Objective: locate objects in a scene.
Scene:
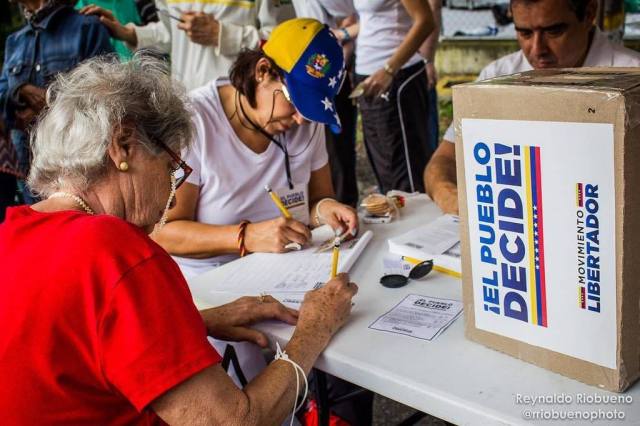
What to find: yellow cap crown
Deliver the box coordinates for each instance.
[263,18,325,73]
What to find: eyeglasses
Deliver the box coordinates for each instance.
[379,259,433,288]
[280,84,292,103]
[157,142,192,189]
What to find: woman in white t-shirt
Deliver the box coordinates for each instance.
[336,0,435,195]
[155,19,358,280]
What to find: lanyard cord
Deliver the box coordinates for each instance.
[236,90,294,190]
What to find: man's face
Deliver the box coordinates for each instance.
[512,0,596,69]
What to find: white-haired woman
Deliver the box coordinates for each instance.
[0,54,357,425]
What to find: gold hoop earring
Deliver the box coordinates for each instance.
[118,161,129,172]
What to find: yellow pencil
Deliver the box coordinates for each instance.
[264,185,292,219]
[330,237,340,279]
[401,256,462,279]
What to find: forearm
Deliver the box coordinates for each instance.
[419,0,441,62]
[387,17,433,72]
[153,220,239,258]
[241,326,330,425]
[425,149,457,200]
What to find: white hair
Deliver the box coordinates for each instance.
[28,53,194,197]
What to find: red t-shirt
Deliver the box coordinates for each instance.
[0,206,222,425]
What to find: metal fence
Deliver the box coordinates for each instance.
[441,1,640,40]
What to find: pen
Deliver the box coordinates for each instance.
[330,237,340,279]
[401,256,462,279]
[158,9,185,23]
[264,185,292,219]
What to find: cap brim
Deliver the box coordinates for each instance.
[285,75,342,134]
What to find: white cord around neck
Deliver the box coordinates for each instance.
[274,342,308,426]
[48,192,95,215]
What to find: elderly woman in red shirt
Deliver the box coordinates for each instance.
[0,54,357,425]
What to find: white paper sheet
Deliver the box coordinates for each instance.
[388,215,460,257]
[369,295,463,341]
[210,230,373,295]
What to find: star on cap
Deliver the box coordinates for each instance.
[337,67,344,80]
[333,112,341,125]
[328,76,338,88]
[321,97,333,111]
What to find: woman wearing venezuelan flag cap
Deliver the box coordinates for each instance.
[154,18,358,281]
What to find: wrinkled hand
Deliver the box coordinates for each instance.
[14,107,37,131]
[178,12,219,46]
[297,273,358,339]
[362,68,393,99]
[426,62,438,90]
[317,199,358,237]
[245,217,312,253]
[434,184,459,215]
[18,84,46,112]
[200,296,298,347]
[79,4,137,45]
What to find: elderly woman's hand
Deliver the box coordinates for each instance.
[245,217,312,253]
[200,296,299,347]
[297,273,358,339]
[317,199,359,237]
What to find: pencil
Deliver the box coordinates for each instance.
[330,237,340,279]
[264,185,292,219]
[158,9,185,23]
[401,256,462,279]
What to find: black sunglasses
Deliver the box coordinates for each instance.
[380,260,434,288]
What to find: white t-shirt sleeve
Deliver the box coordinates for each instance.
[130,0,171,53]
[309,123,329,171]
[219,0,295,56]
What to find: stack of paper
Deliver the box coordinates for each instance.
[207,227,373,307]
[388,215,462,277]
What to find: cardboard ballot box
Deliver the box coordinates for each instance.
[454,68,640,392]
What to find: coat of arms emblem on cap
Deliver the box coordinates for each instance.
[306,53,331,79]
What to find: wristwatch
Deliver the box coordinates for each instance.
[339,27,351,43]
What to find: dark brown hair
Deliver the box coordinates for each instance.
[229,48,284,108]
[511,0,592,21]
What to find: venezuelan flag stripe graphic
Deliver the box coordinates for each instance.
[530,146,548,327]
[524,147,538,325]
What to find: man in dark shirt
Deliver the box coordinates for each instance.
[0,0,113,203]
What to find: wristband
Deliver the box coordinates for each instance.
[383,62,396,76]
[339,27,351,43]
[314,198,333,226]
[274,342,308,426]
[237,220,251,257]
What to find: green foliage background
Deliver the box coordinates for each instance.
[0,2,25,64]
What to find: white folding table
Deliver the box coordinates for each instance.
[188,195,640,425]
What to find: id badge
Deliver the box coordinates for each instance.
[274,183,309,224]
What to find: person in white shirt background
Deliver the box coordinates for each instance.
[82,0,295,90]
[350,0,435,195]
[293,0,360,208]
[424,0,640,216]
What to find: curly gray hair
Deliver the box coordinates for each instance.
[28,53,194,197]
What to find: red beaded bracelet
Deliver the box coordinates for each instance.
[237,220,251,257]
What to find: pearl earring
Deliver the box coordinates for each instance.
[119,161,129,172]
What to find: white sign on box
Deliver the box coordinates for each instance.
[462,119,616,369]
